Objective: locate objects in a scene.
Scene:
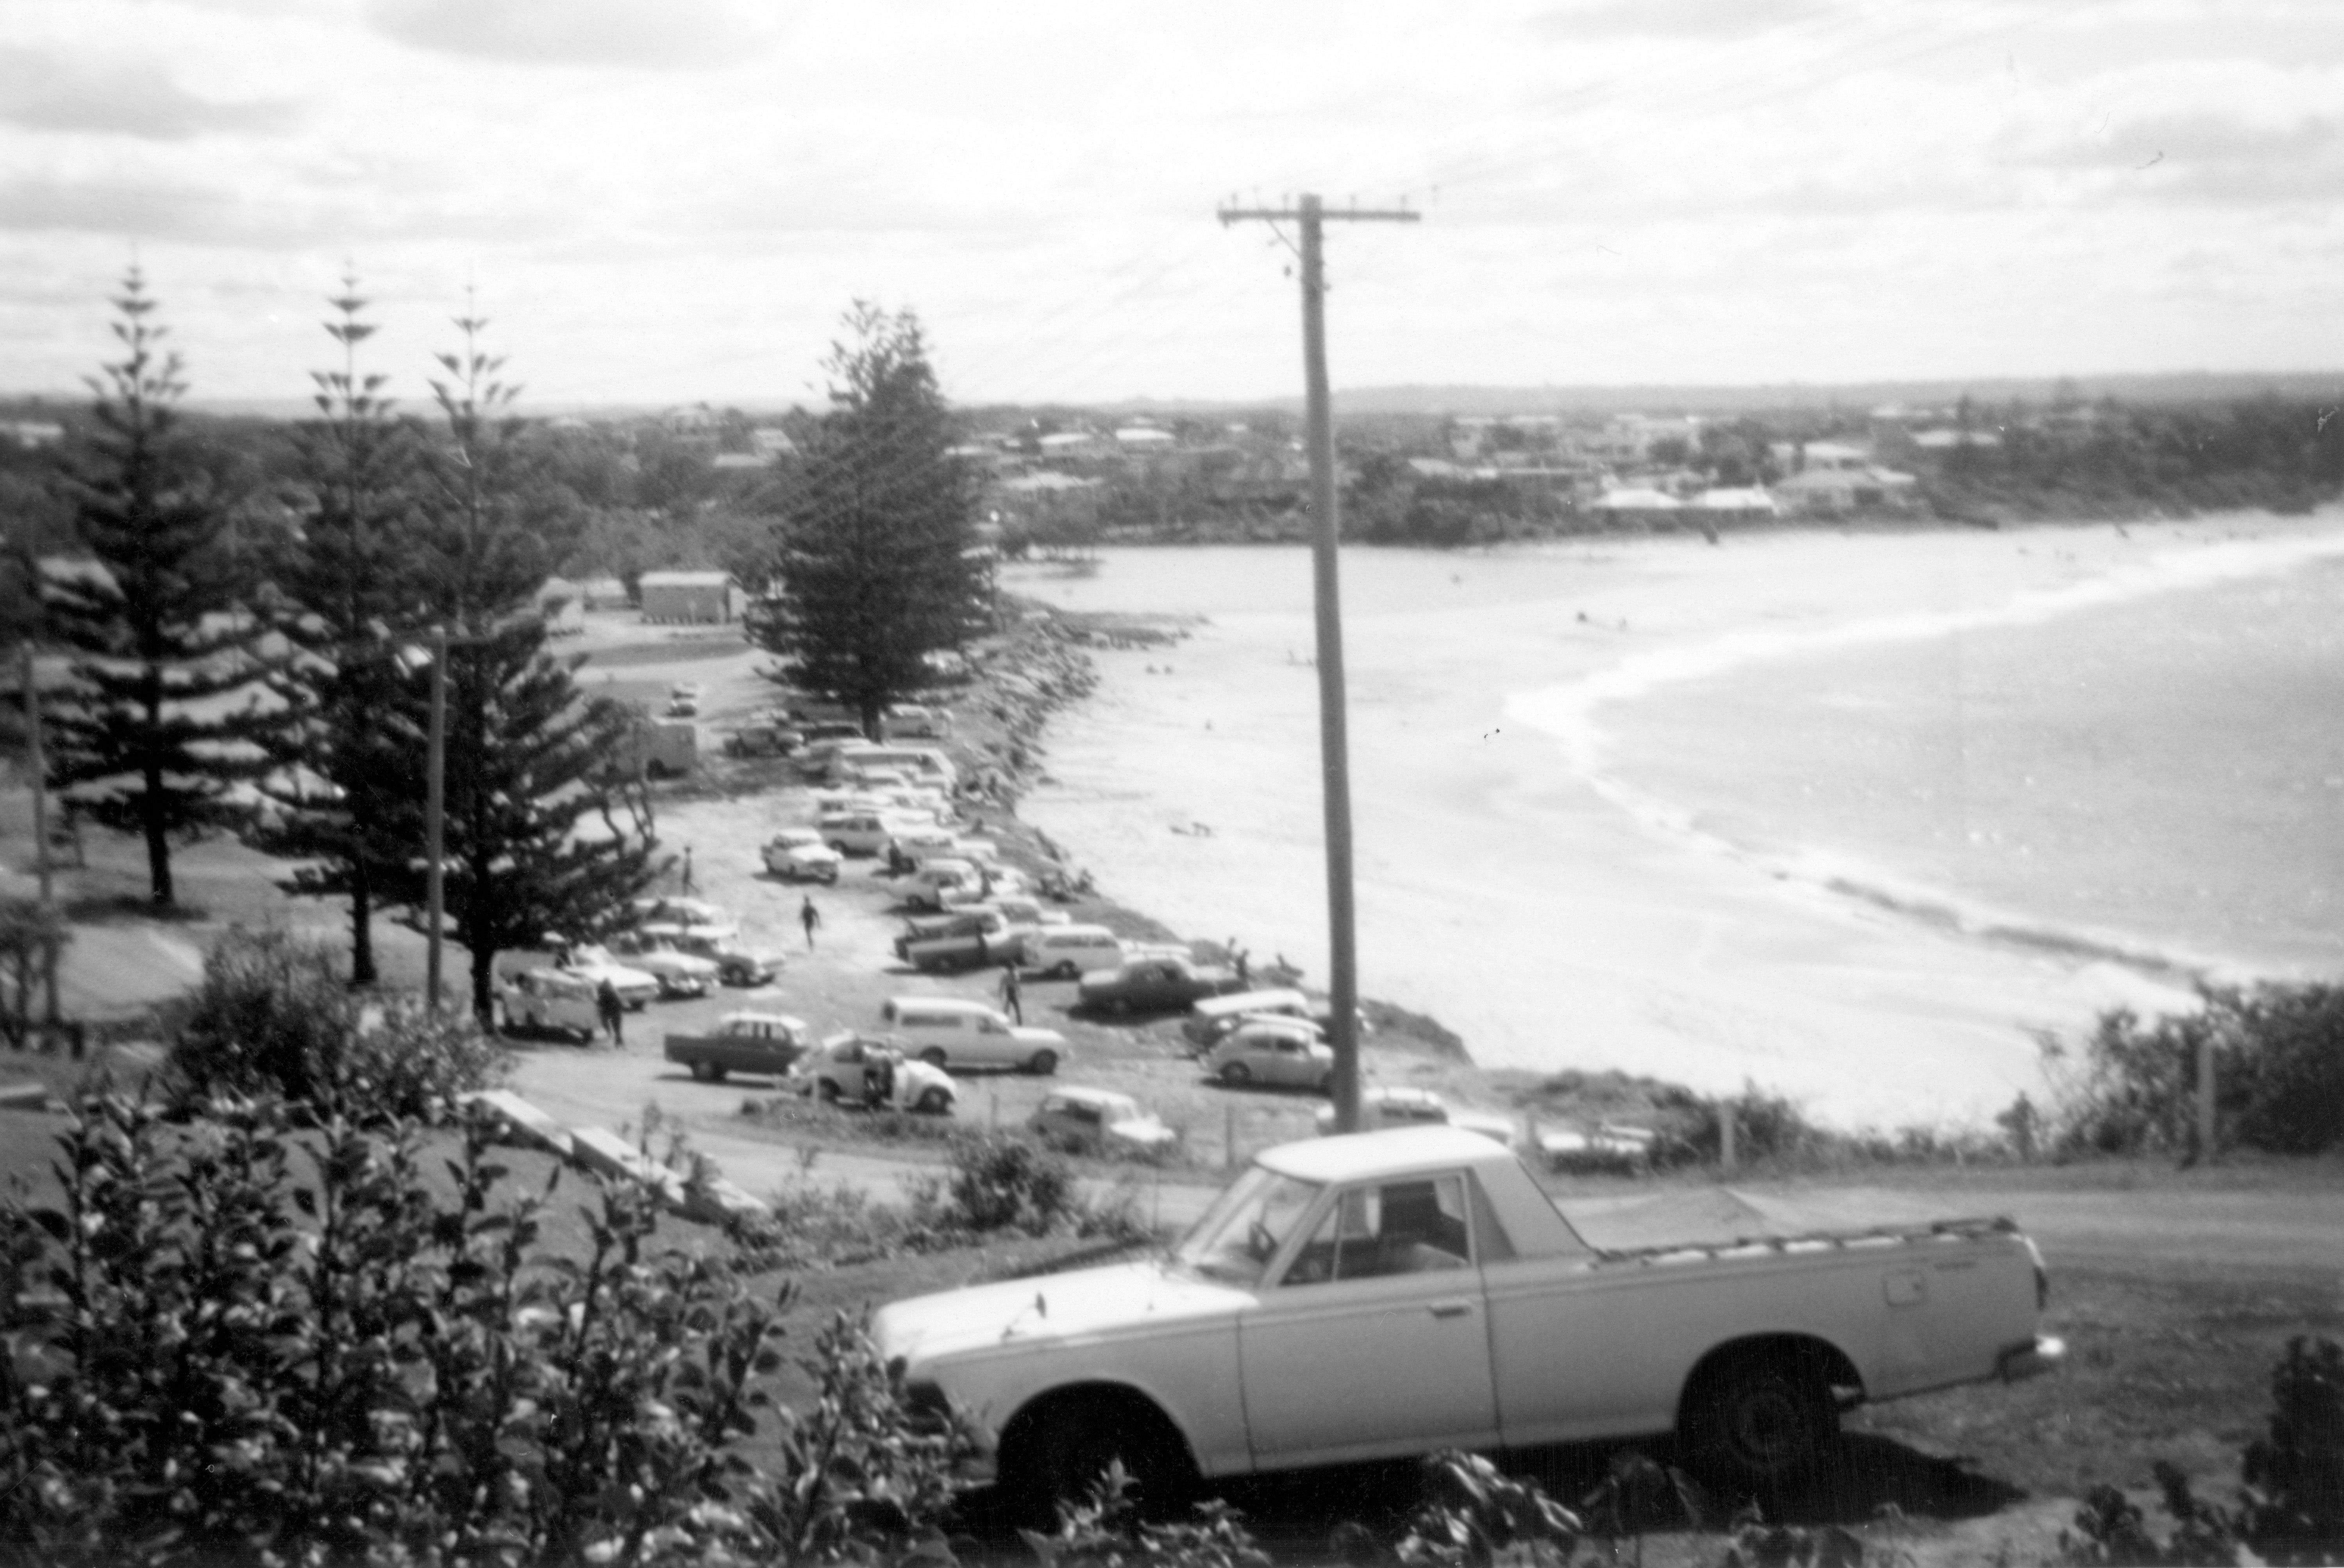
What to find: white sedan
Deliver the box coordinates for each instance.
[551,946,660,1009]
[601,933,721,999]
[761,829,843,884]
[1205,1021,1334,1093]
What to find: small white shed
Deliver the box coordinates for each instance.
[639,570,732,624]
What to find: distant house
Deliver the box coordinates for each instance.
[1592,486,1685,526]
[1113,426,1176,450]
[1038,430,1104,462]
[4,420,64,449]
[1774,466,1921,516]
[1796,440,1873,472]
[638,570,732,624]
[1910,428,2002,451]
[749,427,799,460]
[711,452,769,471]
[1692,486,1781,522]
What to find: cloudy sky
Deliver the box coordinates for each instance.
[2,0,2339,409]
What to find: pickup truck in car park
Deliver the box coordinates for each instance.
[895,906,1023,972]
[872,1126,2063,1519]
[663,1012,817,1082]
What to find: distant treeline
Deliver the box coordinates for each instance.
[1924,396,2344,522]
[1059,395,2344,549]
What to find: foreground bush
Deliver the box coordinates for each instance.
[2058,1335,2344,1566]
[0,1087,968,1567]
[2051,983,2344,1158]
[170,924,507,1123]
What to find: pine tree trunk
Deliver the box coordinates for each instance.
[349,868,376,988]
[143,762,173,908]
[469,943,495,1027]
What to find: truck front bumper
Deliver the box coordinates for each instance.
[1997,1335,2067,1382]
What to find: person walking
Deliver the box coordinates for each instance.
[997,961,1023,1025]
[800,895,821,949]
[680,845,695,894]
[595,977,624,1046]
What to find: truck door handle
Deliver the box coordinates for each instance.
[1429,1301,1474,1319]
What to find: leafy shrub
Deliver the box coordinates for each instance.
[937,1132,1076,1235]
[2056,1463,2241,1566]
[1397,1450,1583,1566]
[2049,985,2344,1158]
[1023,1461,1271,1568]
[168,925,507,1123]
[2240,1336,2344,1562]
[0,1085,962,1567]
[169,922,350,1104]
[2055,1336,2344,1566]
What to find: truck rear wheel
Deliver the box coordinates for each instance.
[919,1047,948,1068]
[1026,1049,1058,1076]
[916,1086,952,1114]
[1683,1350,1838,1494]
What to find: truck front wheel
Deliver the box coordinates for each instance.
[999,1391,1196,1527]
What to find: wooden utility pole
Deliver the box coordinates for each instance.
[425,624,447,1014]
[19,642,57,1027]
[1218,193,1418,1132]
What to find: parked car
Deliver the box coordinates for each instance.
[640,924,783,987]
[1078,955,1244,1016]
[663,695,699,718]
[550,946,660,1010]
[493,968,600,1040]
[795,1032,958,1114]
[1205,1020,1335,1093]
[1315,1086,1519,1145]
[819,809,928,857]
[627,897,740,942]
[902,858,988,911]
[1182,988,1315,1048]
[724,723,800,758]
[871,1126,2064,1519]
[1017,924,1128,979]
[598,934,720,999]
[877,996,1064,1075]
[663,1012,816,1082]
[881,704,952,739]
[762,828,843,884]
[894,907,1021,973]
[1029,1087,1178,1158]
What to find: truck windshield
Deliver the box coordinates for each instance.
[1168,1166,1323,1287]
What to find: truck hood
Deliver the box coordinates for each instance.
[872,1259,1247,1370]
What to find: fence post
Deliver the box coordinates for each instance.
[2196,1035,2217,1165]
[1224,1102,1236,1172]
[1719,1100,1738,1173]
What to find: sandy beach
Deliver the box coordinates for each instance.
[1010,511,2344,1132]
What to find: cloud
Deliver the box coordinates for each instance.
[2005,109,2344,205]
[364,0,768,69]
[0,46,297,139]
[1529,0,1831,41]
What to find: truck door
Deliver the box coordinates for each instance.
[1238,1174,1497,1468]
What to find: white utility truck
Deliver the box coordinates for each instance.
[872,1125,2063,1519]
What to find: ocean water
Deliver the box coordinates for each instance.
[1010,521,2344,1121]
[1579,550,2344,980]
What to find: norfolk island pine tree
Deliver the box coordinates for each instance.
[747,302,992,739]
[41,269,272,909]
[383,306,654,1019]
[250,277,427,985]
